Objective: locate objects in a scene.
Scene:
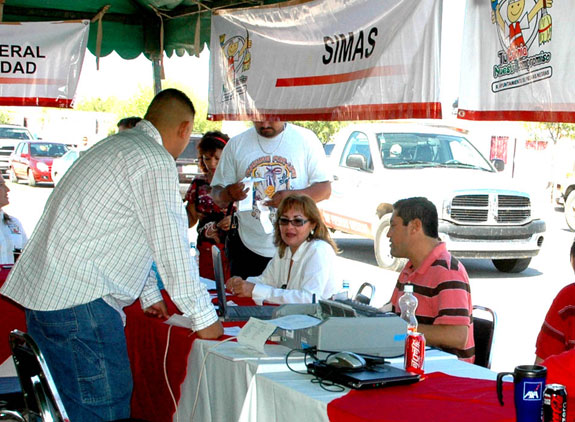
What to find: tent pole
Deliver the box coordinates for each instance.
[152,58,163,95]
[0,0,5,21]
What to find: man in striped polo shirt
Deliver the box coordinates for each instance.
[388,197,475,362]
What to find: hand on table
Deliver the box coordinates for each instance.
[144,300,169,319]
[196,320,224,339]
[226,276,255,297]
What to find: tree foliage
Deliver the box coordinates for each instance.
[0,109,14,124]
[292,120,349,144]
[527,122,575,143]
[75,79,222,135]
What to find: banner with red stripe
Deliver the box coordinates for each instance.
[208,0,442,121]
[0,21,89,108]
[458,0,575,123]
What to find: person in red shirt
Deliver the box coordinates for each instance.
[387,197,475,362]
[535,239,575,363]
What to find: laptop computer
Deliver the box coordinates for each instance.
[211,246,277,322]
[306,360,420,390]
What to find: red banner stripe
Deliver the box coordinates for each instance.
[275,65,406,87]
[457,108,575,123]
[0,97,73,108]
[208,102,442,121]
[0,77,67,85]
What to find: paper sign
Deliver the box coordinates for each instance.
[0,21,89,108]
[209,0,441,121]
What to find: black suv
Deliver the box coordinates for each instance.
[177,134,202,184]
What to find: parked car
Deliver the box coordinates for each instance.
[177,134,202,184]
[318,122,546,273]
[0,125,35,175]
[51,149,85,186]
[9,141,68,186]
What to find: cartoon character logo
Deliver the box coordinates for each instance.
[492,0,553,60]
[219,30,252,101]
[490,0,555,93]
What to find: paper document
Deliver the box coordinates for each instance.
[237,177,264,212]
[164,314,193,329]
[237,318,277,354]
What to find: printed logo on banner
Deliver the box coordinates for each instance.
[219,30,252,102]
[490,0,554,93]
[523,381,543,400]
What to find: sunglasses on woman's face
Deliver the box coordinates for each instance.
[278,217,309,227]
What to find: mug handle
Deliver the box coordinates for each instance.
[496,372,514,406]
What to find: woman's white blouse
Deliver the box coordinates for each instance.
[0,212,27,265]
[247,239,340,305]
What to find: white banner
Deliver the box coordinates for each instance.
[208,0,442,121]
[458,0,575,122]
[0,21,89,108]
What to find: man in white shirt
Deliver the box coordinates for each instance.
[211,121,331,278]
[1,89,223,421]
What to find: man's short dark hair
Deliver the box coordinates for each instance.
[393,197,439,238]
[144,88,195,120]
[117,117,142,129]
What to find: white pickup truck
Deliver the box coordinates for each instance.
[318,122,546,273]
[0,125,34,175]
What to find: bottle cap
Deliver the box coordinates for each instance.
[403,284,413,293]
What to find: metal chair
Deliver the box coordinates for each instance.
[9,330,69,422]
[472,305,497,369]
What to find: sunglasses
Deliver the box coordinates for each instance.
[278,217,309,227]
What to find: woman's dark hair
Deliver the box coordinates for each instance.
[198,131,229,174]
[273,194,339,258]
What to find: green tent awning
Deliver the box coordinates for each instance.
[1,0,292,59]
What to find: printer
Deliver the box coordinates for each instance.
[273,300,407,357]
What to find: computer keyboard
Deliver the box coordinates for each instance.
[334,299,391,317]
[318,298,391,317]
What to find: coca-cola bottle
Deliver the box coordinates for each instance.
[398,284,418,333]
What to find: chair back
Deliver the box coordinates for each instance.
[9,330,69,422]
[472,305,497,369]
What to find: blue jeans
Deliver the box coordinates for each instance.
[26,299,133,422]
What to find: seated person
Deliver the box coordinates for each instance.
[225,194,340,304]
[534,239,575,364]
[540,349,575,412]
[0,177,27,265]
[386,197,475,362]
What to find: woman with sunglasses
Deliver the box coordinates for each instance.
[225,194,340,304]
[185,131,232,280]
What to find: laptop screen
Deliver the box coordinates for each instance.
[211,245,228,317]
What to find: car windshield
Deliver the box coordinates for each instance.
[377,132,493,172]
[30,143,68,157]
[0,127,32,140]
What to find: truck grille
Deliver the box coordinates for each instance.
[449,194,531,224]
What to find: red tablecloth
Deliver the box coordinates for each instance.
[0,265,26,362]
[125,291,244,421]
[327,372,515,422]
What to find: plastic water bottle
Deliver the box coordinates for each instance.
[342,281,350,299]
[398,284,418,333]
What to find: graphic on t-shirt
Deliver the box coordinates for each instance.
[246,155,297,220]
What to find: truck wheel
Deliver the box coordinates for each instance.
[565,190,575,231]
[27,169,36,187]
[492,258,531,273]
[374,214,407,272]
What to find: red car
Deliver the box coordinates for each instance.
[9,141,69,186]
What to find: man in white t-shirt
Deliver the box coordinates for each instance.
[211,121,331,278]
